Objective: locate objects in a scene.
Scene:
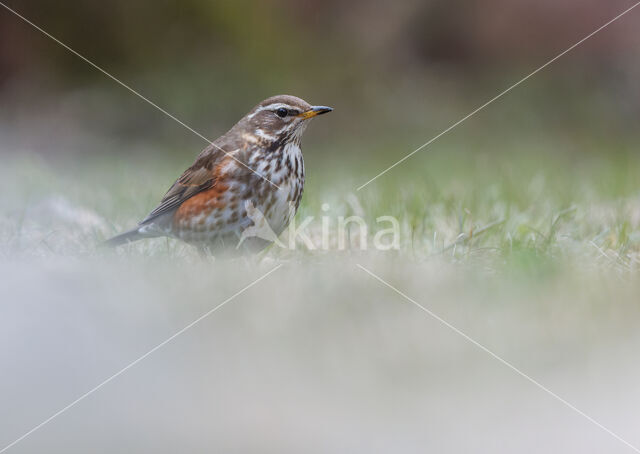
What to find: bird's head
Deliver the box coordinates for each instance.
[237,95,332,146]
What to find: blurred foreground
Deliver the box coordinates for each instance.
[2,257,640,453]
[2,142,640,452]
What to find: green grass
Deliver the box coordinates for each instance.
[2,139,640,275]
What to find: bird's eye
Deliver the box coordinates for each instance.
[275,108,288,118]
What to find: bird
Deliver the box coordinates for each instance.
[105,95,332,253]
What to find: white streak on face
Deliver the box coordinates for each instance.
[246,103,299,119]
[255,128,276,141]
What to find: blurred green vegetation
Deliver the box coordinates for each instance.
[1,0,639,155]
[1,0,639,273]
[2,137,639,277]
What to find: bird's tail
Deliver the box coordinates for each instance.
[103,227,149,247]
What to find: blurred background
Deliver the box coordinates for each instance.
[2,2,640,453]
[1,0,639,159]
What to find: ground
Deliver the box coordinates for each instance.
[1,137,640,453]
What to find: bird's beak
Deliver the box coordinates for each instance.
[298,106,333,119]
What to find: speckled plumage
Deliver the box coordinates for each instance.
[106,95,331,253]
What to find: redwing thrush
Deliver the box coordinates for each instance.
[105,95,332,252]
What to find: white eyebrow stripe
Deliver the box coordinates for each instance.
[247,103,299,119]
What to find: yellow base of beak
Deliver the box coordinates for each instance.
[299,106,333,119]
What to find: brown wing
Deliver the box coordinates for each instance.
[140,145,227,225]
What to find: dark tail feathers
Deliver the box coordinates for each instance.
[103,227,147,247]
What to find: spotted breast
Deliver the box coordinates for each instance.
[105,94,331,253]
